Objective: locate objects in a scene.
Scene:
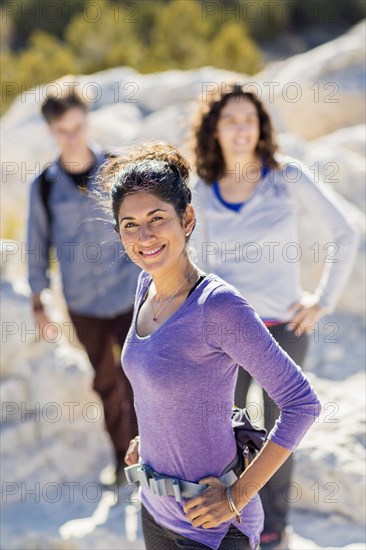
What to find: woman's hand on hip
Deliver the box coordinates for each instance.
[183,477,238,529]
[287,295,327,337]
[124,436,140,465]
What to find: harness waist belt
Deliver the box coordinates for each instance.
[124,454,240,502]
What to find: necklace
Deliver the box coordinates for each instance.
[149,266,197,322]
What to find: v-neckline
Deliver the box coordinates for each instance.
[133,273,211,340]
[212,169,270,215]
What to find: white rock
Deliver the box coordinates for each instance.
[89,102,143,147]
[257,21,366,139]
[0,277,114,491]
[293,373,365,525]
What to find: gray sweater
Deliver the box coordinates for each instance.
[190,155,359,321]
[26,142,140,317]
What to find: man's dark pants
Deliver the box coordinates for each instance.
[68,307,138,465]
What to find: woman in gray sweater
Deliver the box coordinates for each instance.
[190,83,358,549]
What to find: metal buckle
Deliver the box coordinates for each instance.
[149,477,167,496]
[137,463,182,502]
[124,465,134,484]
[172,479,182,502]
[139,464,156,487]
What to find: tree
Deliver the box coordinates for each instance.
[1,31,77,114]
[209,23,262,74]
[65,0,145,72]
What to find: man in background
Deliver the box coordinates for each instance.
[26,85,140,485]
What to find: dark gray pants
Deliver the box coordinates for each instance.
[141,503,255,549]
[234,323,309,534]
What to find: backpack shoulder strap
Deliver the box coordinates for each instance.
[39,168,53,226]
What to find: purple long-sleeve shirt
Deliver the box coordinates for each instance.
[121,270,322,549]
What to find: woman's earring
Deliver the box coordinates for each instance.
[185,232,190,237]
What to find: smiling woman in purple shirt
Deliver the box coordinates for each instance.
[100,143,322,550]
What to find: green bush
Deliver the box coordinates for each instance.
[1,31,77,114]
[1,1,262,114]
[65,1,146,73]
[12,0,362,114]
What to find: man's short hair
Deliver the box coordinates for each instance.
[41,85,89,123]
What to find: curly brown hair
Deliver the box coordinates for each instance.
[98,142,195,238]
[193,83,280,184]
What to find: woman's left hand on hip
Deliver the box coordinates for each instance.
[183,477,238,529]
[287,297,327,337]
